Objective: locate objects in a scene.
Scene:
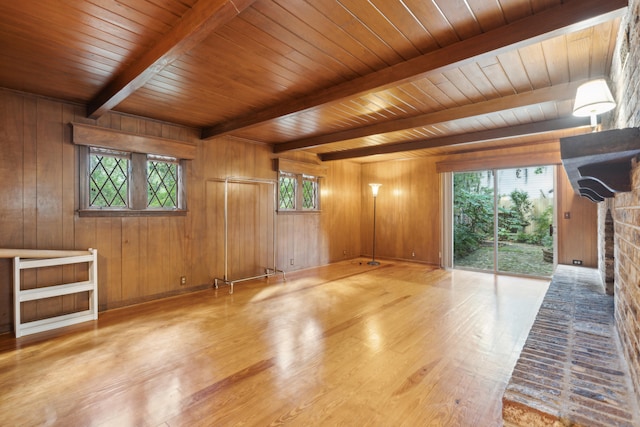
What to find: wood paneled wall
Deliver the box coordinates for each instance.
[0,88,597,334]
[556,166,598,267]
[361,159,442,265]
[0,90,361,333]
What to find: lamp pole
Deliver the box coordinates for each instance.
[368,183,381,266]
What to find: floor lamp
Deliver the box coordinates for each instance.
[368,183,381,266]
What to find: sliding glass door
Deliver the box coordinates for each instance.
[453,170,495,271]
[452,166,555,277]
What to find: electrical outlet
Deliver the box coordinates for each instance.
[343,250,347,255]
[180,276,186,285]
[411,251,415,257]
[290,258,294,265]
[572,260,583,265]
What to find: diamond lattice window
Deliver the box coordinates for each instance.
[147,156,179,208]
[302,175,318,210]
[277,171,320,212]
[89,148,129,208]
[279,173,296,210]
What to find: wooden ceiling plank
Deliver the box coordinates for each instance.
[372,89,421,116]
[253,1,375,76]
[209,31,317,90]
[144,0,195,17]
[273,80,587,153]
[319,116,591,161]
[430,74,473,107]
[541,36,570,85]
[239,7,354,82]
[113,0,192,26]
[411,78,455,109]
[223,16,348,85]
[531,0,560,14]
[87,0,258,119]
[338,0,422,60]
[394,83,440,114]
[497,50,532,92]
[0,33,117,76]
[499,0,536,23]
[465,0,508,32]
[202,0,626,139]
[479,61,516,97]
[442,68,486,103]
[432,0,483,40]
[567,31,593,81]
[458,63,501,100]
[591,20,618,77]
[368,0,439,54]
[305,0,405,66]
[518,44,552,88]
[0,7,138,59]
[83,0,174,35]
[401,0,460,47]
[225,4,380,79]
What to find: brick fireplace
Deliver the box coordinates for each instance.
[607,0,640,406]
[504,0,640,423]
[598,203,615,296]
[610,161,640,403]
[502,266,639,426]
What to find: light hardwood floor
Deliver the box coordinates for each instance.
[0,259,549,426]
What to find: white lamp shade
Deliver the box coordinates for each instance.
[369,183,382,196]
[573,79,616,117]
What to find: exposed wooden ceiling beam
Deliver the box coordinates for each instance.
[87,0,257,119]
[273,80,588,153]
[319,117,592,162]
[201,0,626,139]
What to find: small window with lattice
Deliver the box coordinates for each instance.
[279,172,297,210]
[278,171,320,212]
[89,147,130,208]
[302,175,319,210]
[147,155,179,209]
[80,147,186,216]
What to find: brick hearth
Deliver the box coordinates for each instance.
[503,265,640,426]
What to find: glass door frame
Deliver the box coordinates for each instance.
[442,166,557,278]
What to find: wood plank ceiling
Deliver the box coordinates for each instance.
[0,0,626,162]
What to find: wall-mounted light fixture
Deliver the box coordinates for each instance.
[368,183,381,266]
[572,79,616,131]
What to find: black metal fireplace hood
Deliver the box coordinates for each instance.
[560,127,640,202]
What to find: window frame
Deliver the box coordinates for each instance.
[278,171,298,211]
[87,147,131,209]
[277,170,321,214]
[146,154,182,210]
[78,146,187,217]
[301,174,319,210]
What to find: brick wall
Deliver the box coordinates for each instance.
[597,199,615,295]
[608,0,640,406]
[612,161,640,403]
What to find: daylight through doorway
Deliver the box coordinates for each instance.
[453,166,555,277]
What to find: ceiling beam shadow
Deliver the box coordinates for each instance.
[87,0,257,119]
[319,117,592,161]
[201,0,626,139]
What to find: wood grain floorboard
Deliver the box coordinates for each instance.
[0,259,549,426]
